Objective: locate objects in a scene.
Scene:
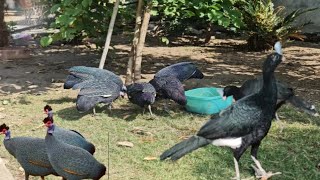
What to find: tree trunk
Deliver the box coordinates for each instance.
[125,0,144,85]
[204,23,212,44]
[99,0,121,69]
[133,2,152,82]
[0,0,9,47]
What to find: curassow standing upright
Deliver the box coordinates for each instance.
[223,77,319,120]
[0,123,59,180]
[126,82,156,116]
[64,66,126,114]
[160,42,284,180]
[43,118,106,179]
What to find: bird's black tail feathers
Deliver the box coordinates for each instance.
[288,96,318,116]
[190,69,204,79]
[160,136,210,161]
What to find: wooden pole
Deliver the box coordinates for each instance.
[125,0,144,85]
[134,2,152,81]
[99,0,121,69]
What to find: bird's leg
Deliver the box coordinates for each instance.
[275,113,280,121]
[24,173,29,180]
[108,103,113,115]
[251,156,266,174]
[148,105,154,116]
[142,107,146,115]
[40,176,45,180]
[231,157,241,180]
[92,107,96,115]
[251,142,282,180]
[163,99,171,113]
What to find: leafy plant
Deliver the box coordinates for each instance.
[237,0,318,51]
[40,0,136,47]
[151,0,244,43]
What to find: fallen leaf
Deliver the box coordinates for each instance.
[28,85,38,89]
[117,141,134,148]
[2,100,9,105]
[143,156,157,161]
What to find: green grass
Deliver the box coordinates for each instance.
[0,88,319,180]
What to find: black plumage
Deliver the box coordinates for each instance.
[160,42,284,180]
[0,124,58,180]
[154,62,204,82]
[223,77,319,118]
[64,66,126,114]
[149,75,187,106]
[44,121,106,180]
[126,82,156,115]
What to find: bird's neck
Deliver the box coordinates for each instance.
[261,71,277,103]
[47,124,55,135]
[4,130,10,140]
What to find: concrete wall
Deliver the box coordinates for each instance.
[273,0,320,33]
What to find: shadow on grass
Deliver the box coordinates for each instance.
[44,97,76,104]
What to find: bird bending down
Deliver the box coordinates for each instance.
[149,75,187,113]
[160,42,284,180]
[64,66,126,115]
[126,82,156,116]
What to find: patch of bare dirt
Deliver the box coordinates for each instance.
[0,36,319,104]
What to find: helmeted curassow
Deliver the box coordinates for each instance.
[64,66,126,114]
[0,123,59,180]
[126,82,156,116]
[222,77,319,120]
[160,42,284,180]
[43,118,106,180]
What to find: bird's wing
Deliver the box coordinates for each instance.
[155,62,197,81]
[197,94,262,140]
[69,66,123,87]
[78,81,120,97]
[276,81,294,100]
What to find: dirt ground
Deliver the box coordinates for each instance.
[0,36,319,103]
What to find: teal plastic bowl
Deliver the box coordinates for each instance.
[185,87,233,115]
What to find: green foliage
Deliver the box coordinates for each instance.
[152,0,244,37]
[40,0,135,47]
[237,0,318,50]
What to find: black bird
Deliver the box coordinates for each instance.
[154,62,204,82]
[223,77,319,119]
[0,124,59,180]
[126,82,156,116]
[64,66,126,114]
[149,75,187,112]
[160,42,284,180]
[43,119,106,180]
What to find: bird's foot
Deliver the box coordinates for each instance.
[231,176,240,180]
[251,164,281,180]
[231,176,254,180]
